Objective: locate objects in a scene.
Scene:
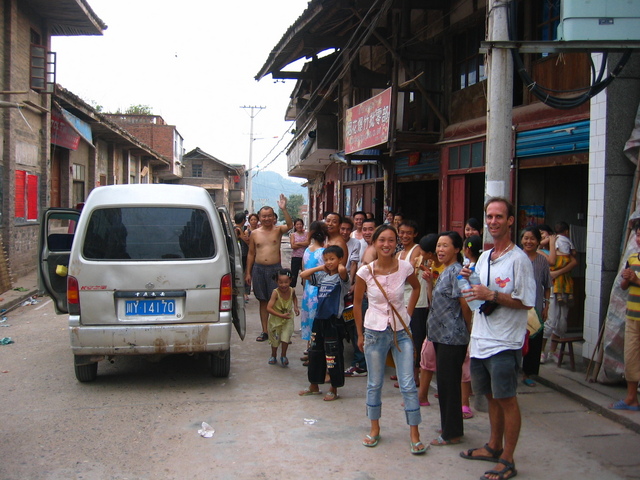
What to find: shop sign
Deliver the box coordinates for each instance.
[345,87,391,154]
[51,110,80,150]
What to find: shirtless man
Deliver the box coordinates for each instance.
[324,212,349,267]
[245,194,293,342]
[360,217,378,265]
[351,211,366,241]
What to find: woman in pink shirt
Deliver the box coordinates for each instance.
[354,224,425,455]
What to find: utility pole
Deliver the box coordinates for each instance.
[240,105,266,213]
[484,0,513,222]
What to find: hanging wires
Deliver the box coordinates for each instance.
[506,0,632,110]
[252,0,394,175]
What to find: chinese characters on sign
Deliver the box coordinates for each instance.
[51,110,80,150]
[345,88,392,155]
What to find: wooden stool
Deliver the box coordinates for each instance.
[556,336,584,371]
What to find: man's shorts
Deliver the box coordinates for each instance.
[625,319,640,383]
[470,349,521,399]
[251,263,281,301]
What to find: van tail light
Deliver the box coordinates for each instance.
[220,274,232,311]
[67,275,81,315]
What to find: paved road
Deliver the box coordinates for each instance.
[0,292,639,480]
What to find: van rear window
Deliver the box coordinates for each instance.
[82,207,216,260]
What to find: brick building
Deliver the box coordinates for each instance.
[104,114,184,181]
[179,148,245,215]
[0,0,105,285]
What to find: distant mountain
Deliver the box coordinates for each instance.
[250,170,307,213]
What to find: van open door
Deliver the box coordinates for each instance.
[217,206,246,340]
[38,208,81,314]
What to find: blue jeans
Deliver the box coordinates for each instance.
[363,327,421,426]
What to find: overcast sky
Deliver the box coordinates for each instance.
[52,0,309,179]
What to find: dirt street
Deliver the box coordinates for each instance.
[0,245,638,479]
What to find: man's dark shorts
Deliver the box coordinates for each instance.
[251,263,282,301]
[470,349,521,399]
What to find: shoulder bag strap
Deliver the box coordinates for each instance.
[367,263,413,352]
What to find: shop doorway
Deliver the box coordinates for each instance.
[518,163,588,333]
[396,179,439,237]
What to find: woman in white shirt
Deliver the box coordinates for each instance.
[354,224,425,454]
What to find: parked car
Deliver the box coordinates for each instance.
[38,184,246,382]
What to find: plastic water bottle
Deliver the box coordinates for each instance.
[457,275,483,310]
[468,265,481,286]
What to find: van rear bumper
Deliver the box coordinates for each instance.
[69,322,232,355]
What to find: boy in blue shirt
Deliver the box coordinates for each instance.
[298,245,350,401]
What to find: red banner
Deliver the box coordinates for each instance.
[345,87,391,155]
[51,110,80,150]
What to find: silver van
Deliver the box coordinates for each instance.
[38,184,246,382]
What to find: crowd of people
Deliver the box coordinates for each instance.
[236,196,592,480]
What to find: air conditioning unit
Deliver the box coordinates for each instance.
[558,0,640,41]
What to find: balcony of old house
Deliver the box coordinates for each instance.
[287,114,338,180]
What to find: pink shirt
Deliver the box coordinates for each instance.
[357,259,413,332]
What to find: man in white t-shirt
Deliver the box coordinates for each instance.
[350,211,366,241]
[459,197,535,480]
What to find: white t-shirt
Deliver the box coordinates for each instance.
[470,246,536,359]
[346,237,361,265]
[555,235,574,255]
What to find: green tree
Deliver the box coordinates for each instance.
[114,104,154,115]
[279,194,305,221]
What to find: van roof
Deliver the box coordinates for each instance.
[84,184,216,208]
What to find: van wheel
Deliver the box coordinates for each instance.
[210,349,230,377]
[74,357,98,382]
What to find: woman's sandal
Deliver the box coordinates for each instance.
[462,406,474,419]
[430,435,462,446]
[298,388,321,396]
[410,441,428,455]
[323,391,340,401]
[362,434,380,447]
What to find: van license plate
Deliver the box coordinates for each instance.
[125,299,176,316]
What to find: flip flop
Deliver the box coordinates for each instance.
[480,458,517,480]
[256,332,268,342]
[609,400,640,411]
[280,356,289,367]
[460,443,504,462]
[420,401,431,406]
[522,378,536,387]
[323,391,340,401]
[462,406,474,419]
[362,434,380,447]
[298,388,322,396]
[268,357,277,365]
[430,435,462,446]
[410,441,428,455]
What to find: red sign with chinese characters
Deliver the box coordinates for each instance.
[51,110,80,150]
[345,87,391,155]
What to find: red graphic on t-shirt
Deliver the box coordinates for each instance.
[495,277,511,288]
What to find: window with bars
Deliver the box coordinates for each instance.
[537,0,560,41]
[448,141,486,170]
[453,25,486,91]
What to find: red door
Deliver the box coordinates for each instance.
[447,175,466,237]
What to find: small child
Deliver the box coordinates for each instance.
[298,245,350,401]
[612,219,640,411]
[541,222,578,362]
[266,269,299,367]
[550,221,577,305]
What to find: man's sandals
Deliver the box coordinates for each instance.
[460,443,503,462]
[480,458,517,480]
[256,332,268,342]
